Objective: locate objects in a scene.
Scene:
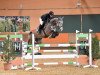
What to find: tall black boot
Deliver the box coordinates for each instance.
[38,25,43,34]
[38,22,45,34]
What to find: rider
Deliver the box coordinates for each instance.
[38,11,54,34]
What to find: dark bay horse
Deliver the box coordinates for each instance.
[28,17,64,44]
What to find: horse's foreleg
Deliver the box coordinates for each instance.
[35,38,42,44]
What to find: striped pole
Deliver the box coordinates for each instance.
[35,44,89,47]
[25,62,79,66]
[26,49,77,53]
[28,43,89,47]
[38,50,77,53]
[24,54,78,59]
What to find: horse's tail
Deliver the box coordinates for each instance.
[28,31,33,44]
[29,31,32,35]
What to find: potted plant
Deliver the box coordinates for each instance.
[1,35,15,70]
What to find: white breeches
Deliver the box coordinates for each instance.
[39,18,43,25]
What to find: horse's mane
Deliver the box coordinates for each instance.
[50,18,58,22]
[50,18,58,21]
[48,18,58,26]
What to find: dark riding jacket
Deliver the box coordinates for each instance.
[41,13,52,22]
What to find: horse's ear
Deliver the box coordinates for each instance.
[61,17,64,20]
[59,17,64,20]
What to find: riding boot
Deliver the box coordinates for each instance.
[38,25,42,34]
[38,23,45,34]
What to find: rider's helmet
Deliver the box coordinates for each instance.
[49,11,54,16]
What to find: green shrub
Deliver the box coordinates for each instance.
[1,35,16,63]
[92,36,100,59]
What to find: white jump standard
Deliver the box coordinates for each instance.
[83,29,98,68]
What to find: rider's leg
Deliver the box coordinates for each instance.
[38,18,45,33]
[38,22,45,34]
[38,23,45,34]
[38,18,43,33]
[39,18,43,25]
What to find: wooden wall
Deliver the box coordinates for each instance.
[0,0,100,30]
[0,0,100,40]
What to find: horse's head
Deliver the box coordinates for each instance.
[50,17,63,32]
[47,17,63,38]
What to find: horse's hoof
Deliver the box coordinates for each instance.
[34,52,42,55]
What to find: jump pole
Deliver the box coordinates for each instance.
[25,34,41,71]
[83,29,98,68]
[76,30,80,66]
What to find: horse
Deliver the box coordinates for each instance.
[28,17,64,44]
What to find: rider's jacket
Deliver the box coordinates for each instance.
[41,13,52,22]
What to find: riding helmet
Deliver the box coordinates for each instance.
[49,11,54,15]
